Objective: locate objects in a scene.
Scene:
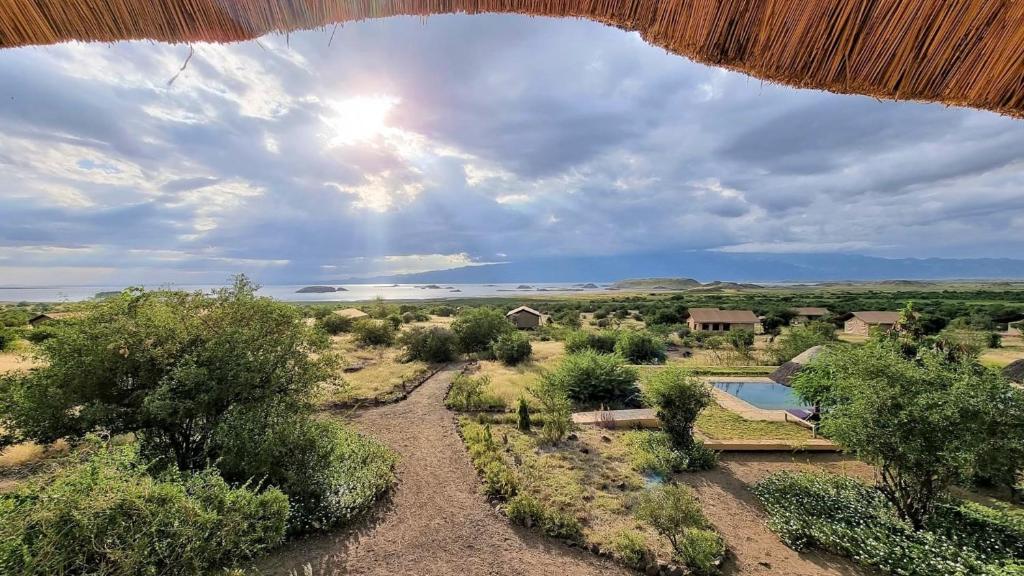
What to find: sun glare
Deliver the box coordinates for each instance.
[322,95,400,146]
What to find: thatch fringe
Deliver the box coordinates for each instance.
[1,0,1023,117]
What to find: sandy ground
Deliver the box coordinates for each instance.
[682,453,874,576]
[257,364,628,576]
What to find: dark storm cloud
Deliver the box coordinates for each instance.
[0,14,1023,284]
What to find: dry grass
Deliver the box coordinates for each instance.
[496,422,676,562]
[980,334,1024,368]
[473,339,565,408]
[0,347,41,375]
[3,1,1024,118]
[324,334,429,404]
[695,404,812,442]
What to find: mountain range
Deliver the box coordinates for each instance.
[342,251,1024,283]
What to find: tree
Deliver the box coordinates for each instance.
[614,330,667,364]
[643,367,711,451]
[768,321,837,364]
[542,350,640,407]
[726,329,755,359]
[318,313,353,335]
[451,308,514,353]
[491,331,532,365]
[398,326,458,362]
[792,340,1024,528]
[0,276,337,471]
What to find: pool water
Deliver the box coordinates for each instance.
[712,381,807,410]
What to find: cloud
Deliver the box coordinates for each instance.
[0,14,1023,285]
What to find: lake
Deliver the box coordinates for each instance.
[0,283,615,303]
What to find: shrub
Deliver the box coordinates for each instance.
[461,421,521,500]
[528,377,573,444]
[615,330,667,364]
[446,374,503,411]
[684,441,718,471]
[318,313,353,335]
[516,397,532,432]
[401,311,417,324]
[610,529,651,570]
[399,326,458,363]
[768,321,837,364]
[430,305,456,317]
[634,483,708,556]
[385,314,403,329]
[678,529,725,576]
[352,318,397,347]
[542,350,640,407]
[0,446,288,576]
[505,493,583,542]
[21,326,55,343]
[215,414,396,534]
[452,308,515,353]
[623,431,687,476]
[492,331,532,365]
[643,367,712,451]
[0,327,17,351]
[752,471,1019,576]
[482,459,519,499]
[564,330,618,354]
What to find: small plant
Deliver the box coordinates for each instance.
[623,431,686,476]
[505,493,583,542]
[678,529,725,575]
[516,397,531,432]
[528,378,573,444]
[492,331,532,365]
[446,374,490,411]
[614,330,667,364]
[610,529,651,570]
[634,483,707,555]
[452,308,515,353]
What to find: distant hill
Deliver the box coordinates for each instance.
[345,251,1024,284]
[611,278,701,290]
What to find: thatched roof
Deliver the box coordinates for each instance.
[688,308,758,324]
[850,311,901,325]
[506,306,541,317]
[769,345,824,385]
[2,1,1024,117]
[334,307,368,319]
[793,307,830,317]
[1003,359,1024,384]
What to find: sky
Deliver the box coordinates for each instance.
[2,14,1024,286]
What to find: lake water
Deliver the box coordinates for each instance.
[0,283,614,303]
[712,381,807,410]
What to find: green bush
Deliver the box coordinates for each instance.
[318,313,353,334]
[352,318,397,347]
[0,327,17,351]
[752,471,1021,576]
[447,373,505,411]
[22,326,55,343]
[399,326,458,363]
[610,529,651,570]
[678,528,725,576]
[643,367,712,451]
[0,446,288,576]
[461,421,521,500]
[542,350,640,407]
[623,431,687,476]
[215,414,396,534]
[517,397,532,431]
[683,441,718,471]
[505,493,583,542]
[564,330,618,354]
[635,483,715,570]
[615,330,667,364]
[769,321,837,364]
[528,377,573,444]
[452,308,514,353]
[492,331,532,365]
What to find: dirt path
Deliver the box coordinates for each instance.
[680,453,875,576]
[257,364,629,576]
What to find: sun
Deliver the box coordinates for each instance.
[322,95,400,147]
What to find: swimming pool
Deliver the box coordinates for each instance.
[712,381,807,410]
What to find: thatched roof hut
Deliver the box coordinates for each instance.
[2,1,1024,118]
[334,307,369,320]
[770,345,824,386]
[1003,359,1024,384]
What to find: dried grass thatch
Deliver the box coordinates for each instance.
[1003,359,1024,384]
[769,344,824,385]
[1,1,1024,117]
